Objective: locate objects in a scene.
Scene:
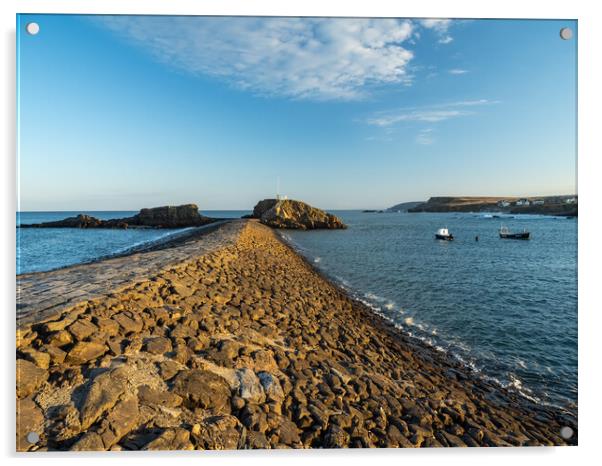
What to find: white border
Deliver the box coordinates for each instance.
[2,1,600,465]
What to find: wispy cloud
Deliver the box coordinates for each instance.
[416,128,435,145]
[367,109,467,126]
[420,19,454,45]
[366,99,498,127]
[449,68,469,75]
[96,16,416,101]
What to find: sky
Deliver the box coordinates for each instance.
[17,15,577,211]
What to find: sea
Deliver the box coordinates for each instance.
[16,210,250,274]
[16,209,577,415]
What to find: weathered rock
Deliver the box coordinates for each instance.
[96,319,119,337]
[66,341,107,364]
[16,359,47,398]
[79,368,127,429]
[257,199,346,230]
[275,416,302,446]
[258,372,285,403]
[68,319,98,341]
[251,199,278,219]
[16,328,37,348]
[157,360,181,381]
[137,385,182,408]
[112,312,143,334]
[172,369,231,413]
[19,347,50,369]
[192,415,243,450]
[46,330,73,347]
[42,316,76,333]
[246,431,271,449]
[98,397,140,448]
[323,424,350,448]
[236,368,265,404]
[133,204,208,228]
[43,345,67,365]
[143,428,194,450]
[16,397,44,451]
[70,432,105,451]
[144,337,172,355]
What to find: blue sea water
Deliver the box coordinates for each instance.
[284,211,577,413]
[16,209,577,414]
[16,210,250,274]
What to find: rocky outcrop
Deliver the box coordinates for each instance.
[19,204,214,229]
[251,199,279,219]
[133,205,207,228]
[251,199,346,230]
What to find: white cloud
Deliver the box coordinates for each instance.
[420,19,452,33]
[449,68,469,75]
[420,19,454,44]
[96,16,415,100]
[366,99,498,127]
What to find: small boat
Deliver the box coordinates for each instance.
[499,225,530,240]
[435,227,454,241]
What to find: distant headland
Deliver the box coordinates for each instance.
[402,195,578,217]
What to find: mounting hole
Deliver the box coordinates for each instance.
[560,426,574,439]
[559,27,573,40]
[26,431,40,444]
[26,22,40,36]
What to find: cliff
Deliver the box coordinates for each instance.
[408,196,577,216]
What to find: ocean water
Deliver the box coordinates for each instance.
[284,211,577,414]
[16,210,250,274]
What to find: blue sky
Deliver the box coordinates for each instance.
[17,15,577,211]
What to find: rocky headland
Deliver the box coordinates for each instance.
[16,220,575,451]
[19,204,214,229]
[407,196,578,217]
[249,199,346,230]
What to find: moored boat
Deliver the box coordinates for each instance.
[435,227,454,241]
[499,226,530,240]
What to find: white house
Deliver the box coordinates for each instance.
[515,199,530,206]
[532,199,545,205]
[564,197,577,204]
[497,200,511,208]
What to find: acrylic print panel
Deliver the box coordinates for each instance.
[16,14,577,451]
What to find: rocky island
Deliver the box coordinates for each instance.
[16,219,574,451]
[19,204,215,229]
[248,199,347,230]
